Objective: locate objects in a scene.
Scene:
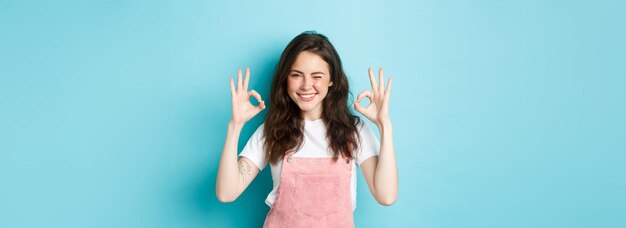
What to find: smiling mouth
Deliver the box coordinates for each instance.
[298,93,317,102]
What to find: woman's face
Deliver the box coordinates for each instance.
[287,51,333,120]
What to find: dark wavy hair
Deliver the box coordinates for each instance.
[263,31,361,165]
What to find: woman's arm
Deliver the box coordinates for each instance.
[215,67,265,203]
[360,122,397,205]
[354,67,398,206]
[216,122,261,202]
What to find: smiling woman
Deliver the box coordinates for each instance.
[215,31,398,227]
[287,51,333,119]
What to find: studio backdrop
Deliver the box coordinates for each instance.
[1,0,624,227]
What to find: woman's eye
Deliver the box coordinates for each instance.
[291,74,301,77]
[313,76,322,79]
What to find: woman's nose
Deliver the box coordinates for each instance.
[301,76,313,90]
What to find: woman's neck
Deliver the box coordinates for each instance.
[301,109,322,121]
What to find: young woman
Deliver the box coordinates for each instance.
[216,31,398,227]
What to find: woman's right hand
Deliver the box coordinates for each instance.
[229,67,265,124]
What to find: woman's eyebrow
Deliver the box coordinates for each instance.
[289,69,326,75]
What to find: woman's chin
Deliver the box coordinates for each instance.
[296,103,319,113]
[297,105,313,112]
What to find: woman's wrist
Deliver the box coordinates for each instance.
[376,119,392,130]
[229,119,245,130]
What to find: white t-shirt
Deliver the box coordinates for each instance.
[239,118,380,211]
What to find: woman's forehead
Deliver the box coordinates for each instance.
[290,51,329,73]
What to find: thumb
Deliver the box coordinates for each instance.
[353,101,363,113]
[258,101,266,111]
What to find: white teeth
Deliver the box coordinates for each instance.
[300,94,315,98]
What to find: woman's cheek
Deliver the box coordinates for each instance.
[312,80,326,89]
[287,78,300,91]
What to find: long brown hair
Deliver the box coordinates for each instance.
[263,31,361,165]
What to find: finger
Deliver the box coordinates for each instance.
[378,68,384,93]
[249,90,266,110]
[248,90,264,103]
[353,91,367,112]
[385,77,392,101]
[243,67,250,91]
[353,101,363,113]
[368,67,377,93]
[356,90,373,103]
[354,91,373,113]
[237,69,243,90]
[229,78,236,96]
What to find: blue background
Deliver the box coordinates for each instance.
[1,0,624,227]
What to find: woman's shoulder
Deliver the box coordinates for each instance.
[248,122,266,139]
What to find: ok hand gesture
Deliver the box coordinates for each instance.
[354,67,393,127]
[229,67,265,124]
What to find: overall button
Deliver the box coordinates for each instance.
[287,157,293,163]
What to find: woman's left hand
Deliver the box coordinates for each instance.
[354,67,393,127]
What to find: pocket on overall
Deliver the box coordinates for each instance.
[294,174,342,218]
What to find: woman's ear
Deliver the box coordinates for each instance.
[329,81,333,87]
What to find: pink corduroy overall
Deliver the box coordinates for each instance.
[263,152,354,228]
